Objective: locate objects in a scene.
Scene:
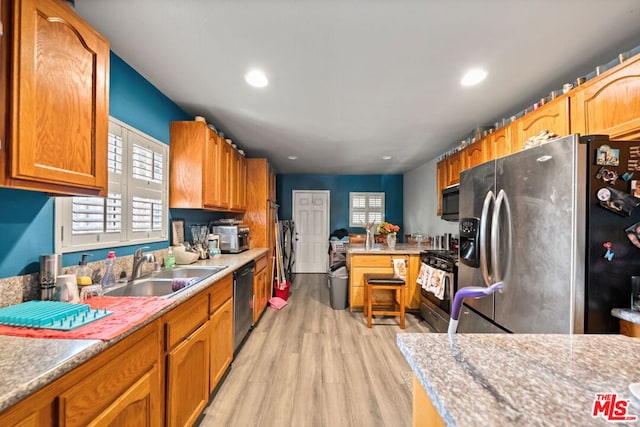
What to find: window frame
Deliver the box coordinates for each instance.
[54,117,169,253]
[349,192,385,227]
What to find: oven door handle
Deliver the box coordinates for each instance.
[479,190,495,286]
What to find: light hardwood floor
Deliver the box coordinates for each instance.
[199,273,433,427]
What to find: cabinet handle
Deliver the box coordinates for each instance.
[0,21,3,37]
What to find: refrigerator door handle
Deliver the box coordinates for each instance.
[479,190,495,286]
[491,189,513,283]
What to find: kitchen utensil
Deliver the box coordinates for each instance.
[190,224,209,259]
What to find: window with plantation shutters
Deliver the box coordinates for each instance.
[349,192,385,227]
[55,117,168,252]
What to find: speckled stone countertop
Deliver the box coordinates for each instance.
[0,248,267,413]
[347,242,426,255]
[397,333,640,426]
[612,308,640,325]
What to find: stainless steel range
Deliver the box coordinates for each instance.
[419,249,458,332]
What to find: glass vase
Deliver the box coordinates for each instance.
[387,234,397,249]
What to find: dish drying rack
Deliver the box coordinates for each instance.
[0,301,113,331]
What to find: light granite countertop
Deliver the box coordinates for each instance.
[347,242,427,255]
[0,248,268,413]
[397,333,640,426]
[612,308,640,325]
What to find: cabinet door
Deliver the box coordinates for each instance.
[516,98,570,143]
[229,150,246,212]
[491,124,514,159]
[167,321,210,427]
[9,0,109,195]
[463,141,484,171]
[87,365,161,427]
[570,55,640,140]
[218,142,231,209]
[436,160,446,216]
[0,0,7,182]
[253,266,268,323]
[210,298,233,393]
[203,131,223,209]
[446,151,463,186]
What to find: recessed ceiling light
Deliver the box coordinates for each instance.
[460,68,488,86]
[382,156,392,160]
[288,156,298,160]
[244,69,268,88]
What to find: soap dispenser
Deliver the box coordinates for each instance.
[76,253,93,287]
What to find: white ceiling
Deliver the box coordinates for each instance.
[75,0,640,174]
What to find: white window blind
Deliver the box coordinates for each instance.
[55,117,168,252]
[349,192,385,227]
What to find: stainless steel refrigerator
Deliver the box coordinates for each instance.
[458,134,640,333]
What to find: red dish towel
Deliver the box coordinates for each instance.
[0,296,173,341]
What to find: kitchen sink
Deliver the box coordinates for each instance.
[152,266,227,279]
[104,265,228,297]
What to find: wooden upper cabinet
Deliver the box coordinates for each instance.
[2,0,109,195]
[445,151,463,186]
[435,159,446,216]
[516,97,570,143]
[229,151,247,212]
[169,121,244,212]
[463,141,484,170]
[491,123,514,159]
[570,54,640,140]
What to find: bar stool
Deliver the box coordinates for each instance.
[363,273,406,329]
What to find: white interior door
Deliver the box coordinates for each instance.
[293,191,329,273]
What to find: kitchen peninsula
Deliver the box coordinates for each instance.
[347,243,424,311]
[398,333,640,426]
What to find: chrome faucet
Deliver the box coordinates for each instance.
[131,247,156,280]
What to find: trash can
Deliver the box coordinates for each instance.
[328,261,349,309]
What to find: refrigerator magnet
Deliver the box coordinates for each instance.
[596,145,620,166]
[603,242,614,261]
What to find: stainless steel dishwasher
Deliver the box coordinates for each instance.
[233,260,255,354]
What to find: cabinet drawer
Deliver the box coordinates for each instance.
[59,322,161,427]
[350,255,393,268]
[210,274,233,313]
[255,254,267,273]
[165,292,209,350]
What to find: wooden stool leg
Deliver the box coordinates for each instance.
[367,285,373,328]
[399,285,405,329]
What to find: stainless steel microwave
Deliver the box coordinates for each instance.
[441,185,459,221]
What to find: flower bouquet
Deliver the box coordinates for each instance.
[377,221,400,236]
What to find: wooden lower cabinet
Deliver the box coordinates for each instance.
[0,320,162,427]
[209,274,234,394]
[253,254,269,323]
[412,375,445,427]
[164,292,210,427]
[166,321,210,427]
[210,298,233,393]
[86,365,161,427]
[620,319,640,337]
[348,253,420,310]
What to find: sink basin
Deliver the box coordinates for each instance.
[105,265,228,297]
[105,279,175,297]
[152,266,227,279]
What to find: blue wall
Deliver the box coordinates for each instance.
[0,52,198,278]
[276,174,404,238]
